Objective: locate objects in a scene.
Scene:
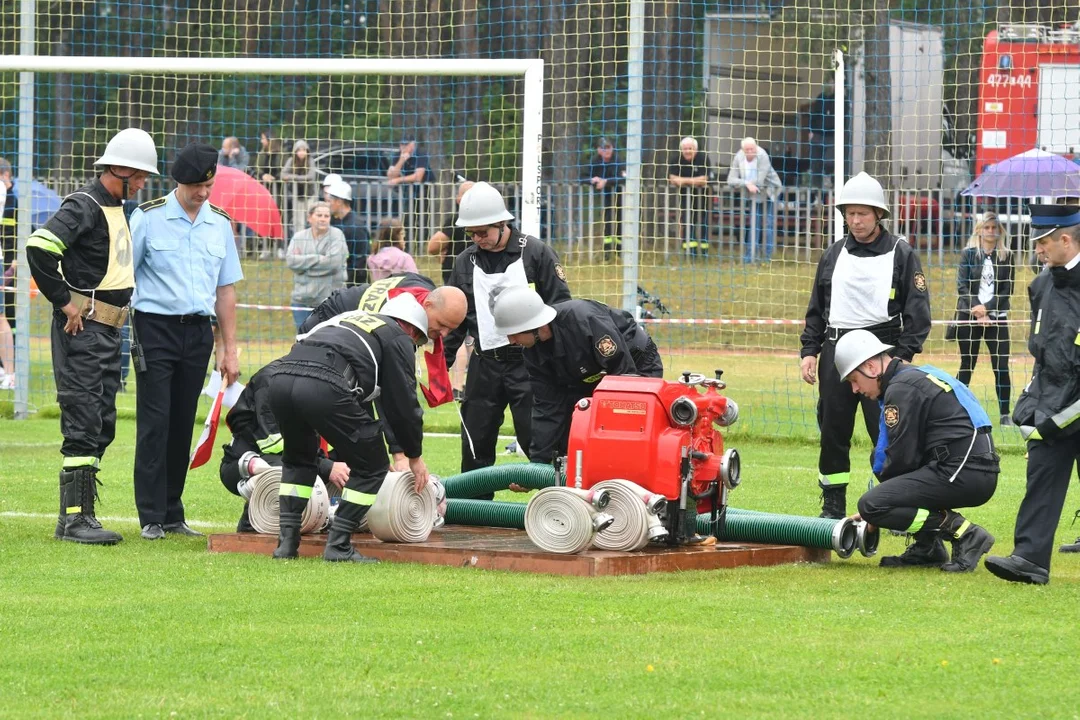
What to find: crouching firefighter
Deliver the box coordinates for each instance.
[267,293,433,563]
[835,330,998,572]
[219,359,349,532]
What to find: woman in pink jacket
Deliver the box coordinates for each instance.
[367,218,418,280]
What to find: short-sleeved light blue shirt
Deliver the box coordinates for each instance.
[130,190,243,316]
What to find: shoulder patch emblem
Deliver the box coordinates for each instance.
[596,335,617,358]
[913,272,927,292]
[883,404,900,428]
[209,203,232,221]
[554,263,567,281]
[138,197,168,212]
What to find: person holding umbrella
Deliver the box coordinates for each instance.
[129,142,243,541]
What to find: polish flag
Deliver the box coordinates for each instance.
[189,388,226,469]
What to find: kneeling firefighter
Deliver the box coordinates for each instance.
[267,293,433,563]
[219,359,348,532]
[835,330,998,572]
[492,286,664,465]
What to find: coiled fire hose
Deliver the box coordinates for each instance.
[441,463,559,499]
[366,471,446,544]
[590,480,666,551]
[524,487,614,554]
[247,467,330,535]
[697,508,861,559]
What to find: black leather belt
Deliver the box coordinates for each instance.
[284,343,357,386]
[141,311,211,325]
[478,345,524,362]
[826,323,900,344]
[930,430,995,463]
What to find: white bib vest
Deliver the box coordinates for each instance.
[829,237,902,329]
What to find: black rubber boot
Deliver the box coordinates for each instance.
[54,492,64,540]
[236,502,256,534]
[59,468,123,545]
[272,495,308,560]
[879,530,948,568]
[1060,537,1080,553]
[818,481,847,520]
[940,512,995,573]
[323,511,379,564]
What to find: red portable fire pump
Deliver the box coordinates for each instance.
[564,370,741,544]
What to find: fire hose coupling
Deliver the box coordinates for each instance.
[854,520,879,558]
[366,471,445,544]
[590,479,662,552]
[670,396,698,426]
[524,487,606,554]
[831,517,858,559]
[717,399,739,427]
[562,486,611,511]
[247,467,330,536]
[720,448,741,490]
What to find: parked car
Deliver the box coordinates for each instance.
[308,141,400,182]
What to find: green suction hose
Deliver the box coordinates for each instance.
[445,499,526,529]
[698,508,857,558]
[440,464,558,499]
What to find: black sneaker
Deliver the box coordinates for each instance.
[880,535,949,567]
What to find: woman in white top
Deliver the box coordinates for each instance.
[954,212,1014,425]
[286,201,347,329]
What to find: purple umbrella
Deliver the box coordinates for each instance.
[961,148,1080,198]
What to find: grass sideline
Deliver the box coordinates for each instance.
[3,417,1080,716]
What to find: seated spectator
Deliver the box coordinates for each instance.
[218,136,250,172]
[727,137,782,263]
[368,218,418,280]
[253,130,282,184]
[285,201,347,330]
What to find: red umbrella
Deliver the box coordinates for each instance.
[209,165,284,239]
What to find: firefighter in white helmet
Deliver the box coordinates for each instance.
[834,329,998,572]
[492,286,664,465]
[443,182,572,496]
[27,127,160,546]
[267,293,461,563]
[799,171,932,519]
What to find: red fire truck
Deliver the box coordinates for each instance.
[976,23,1080,174]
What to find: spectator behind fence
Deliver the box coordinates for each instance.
[953,212,1014,426]
[321,173,342,203]
[218,136,250,173]
[0,157,15,388]
[286,201,347,330]
[253,130,282,184]
[668,137,711,256]
[587,137,625,258]
[387,137,429,186]
[803,82,836,192]
[327,180,370,286]
[727,137,782,264]
[368,218,418,281]
[281,139,319,200]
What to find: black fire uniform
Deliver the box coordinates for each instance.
[296,272,435,334]
[27,178,134,544]
[444,227,572,487]
[525,299,663,464]
[268,309,424,548]
[1002,259,1080,574]
[800,230,931,503]
[857,360,998,570]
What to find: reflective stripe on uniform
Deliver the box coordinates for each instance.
[62,456,99,469]
[26,228,67,255]
[341,488,377,506]
[819,472,849,487]
[279,483,313,499]
[256,433,284,454]
[906,508,929,533]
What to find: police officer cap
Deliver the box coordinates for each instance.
[1028,203,1080,241]
[171,142,219,184]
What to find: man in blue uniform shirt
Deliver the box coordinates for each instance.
[130,142,243,540]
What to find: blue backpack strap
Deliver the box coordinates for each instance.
[872,399,888,476]
[918,365,992,430]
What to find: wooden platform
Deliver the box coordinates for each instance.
[208,526,830,576]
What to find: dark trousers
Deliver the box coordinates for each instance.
[2,227,15,330]
[133,312,213,526]
[857,460,998,531]
[816,338,880,484]
[601,188,621,240]
[49,312,122,464]
[219,436,282,496]
[1012,437,1080,571]
[460,354,533,479]
[268,373,388,524]
[956,321,1011,416]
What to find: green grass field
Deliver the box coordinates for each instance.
[3,414,1080,717]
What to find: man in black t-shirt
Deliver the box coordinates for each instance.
[668,137,711,256]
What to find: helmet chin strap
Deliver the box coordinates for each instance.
[107,166,138,200]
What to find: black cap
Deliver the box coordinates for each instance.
[1028,203,1080,240]
[171,142,218,184]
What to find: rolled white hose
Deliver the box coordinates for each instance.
[247,467,330,535]
[590,479,654,551]
[366,471,441,543]
[524,487,597,554]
